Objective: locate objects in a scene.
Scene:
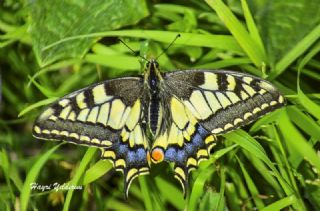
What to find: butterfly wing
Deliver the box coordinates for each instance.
[164,70,285,134]
[33,77,149,198]
[153,70,285,195]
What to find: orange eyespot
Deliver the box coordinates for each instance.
[151,148,164,163]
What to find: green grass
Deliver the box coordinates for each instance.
[1,0,320,210]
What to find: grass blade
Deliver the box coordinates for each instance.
[261,195,296,211]
[237,157,265,209]
[139,177,153,211]
[278,110,320,171]
[205,0,266,66]
[270,24,320,79]
[18,97,57,117]
[43,30,243,53]
[189,167,216,210]
[240,0,265,57]
[63,148,97,211]
[82,159,113,185]
[20,143,63,211]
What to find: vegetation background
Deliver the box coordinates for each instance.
[1,0,320,210]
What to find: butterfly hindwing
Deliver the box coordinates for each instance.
[100,98,150,198]
[33,77,150,198]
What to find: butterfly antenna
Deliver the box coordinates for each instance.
[118,39,148,62]
[155,34,181,60]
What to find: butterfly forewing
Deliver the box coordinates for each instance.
[33,77,150,198]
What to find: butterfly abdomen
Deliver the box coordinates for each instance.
[147,92,165,138]
[149,97,160,133]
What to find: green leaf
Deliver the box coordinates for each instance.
[271,24,320,79]
[296,41,320,120]
[240,0,265,58]
[224,129,296,202]
[20,143,63,211]
[305,180,320,210]
[85,54,139,70]
[242,149,283,195]
[249,108,283,133]
[155,177,184,210]
[42,30,243,54]
[189,167,216,211]
[256,0,320,67]
[213,167,226,211]
[28,59,82,86]
[105,198,138,211]
[237,156,265,209]
[286,106,320,139]
[30,0,149,66]
[82,160,113,185]
[18,97,57,117]
[205,0,266,67]
[139,177,153,211]
[225,182,241,211]
[198,191,226,211]
[224,130,267,159]
[260,195,296,211]
[27,75,58,98]
[195,58,252,69]
[0,149,14,204]
[63,148,97,211]
[278,109,320,171]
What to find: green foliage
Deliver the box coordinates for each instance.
[1,0,320,210]
[30,0,149,66]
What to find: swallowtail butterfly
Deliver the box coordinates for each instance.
[33,57,285,198]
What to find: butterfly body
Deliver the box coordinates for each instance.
[144,59,165,138]
[33,59,285,198]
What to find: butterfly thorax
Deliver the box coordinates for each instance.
[144,59,164,139]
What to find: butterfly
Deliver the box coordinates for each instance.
[33,58,285,198]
